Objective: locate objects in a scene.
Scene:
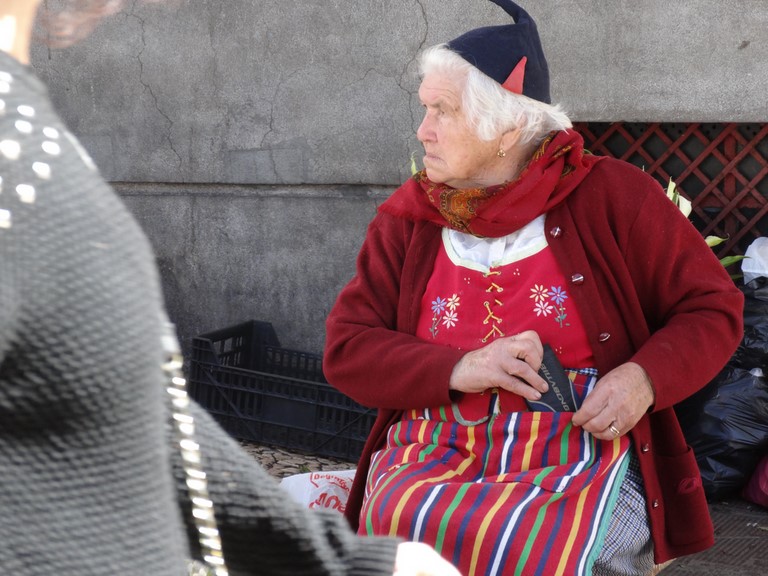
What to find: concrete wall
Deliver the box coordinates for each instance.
[31,0,768,355]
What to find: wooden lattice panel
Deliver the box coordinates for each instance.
[574,123,768,258]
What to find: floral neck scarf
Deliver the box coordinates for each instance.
[380,130,602,237]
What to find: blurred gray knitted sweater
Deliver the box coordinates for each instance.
[0,51,398,575]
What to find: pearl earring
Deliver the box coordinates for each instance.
[497,148,506,158]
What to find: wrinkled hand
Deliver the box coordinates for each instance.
[571,362,654,440]
[448,331,548,403]
[393,542,463,576]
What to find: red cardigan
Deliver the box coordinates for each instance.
[324,157,744,563]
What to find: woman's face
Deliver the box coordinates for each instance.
[416,72,500,189]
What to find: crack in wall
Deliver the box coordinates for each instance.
[129,3,183,172]
[259,91,277,150]
[399,0,429,134]
[391,0,429,181]
[259,69,302,182]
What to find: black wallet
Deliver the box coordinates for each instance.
[525,344,578,412]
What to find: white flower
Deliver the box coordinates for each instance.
[534,301,554,317]
[442,310,458,328]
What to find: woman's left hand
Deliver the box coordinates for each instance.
[571,362,654,441]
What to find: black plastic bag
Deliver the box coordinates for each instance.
[732,277,768,371]
[676,278,768,500]
[677,366,768,499]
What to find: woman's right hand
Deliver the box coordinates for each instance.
[448,330,548,402]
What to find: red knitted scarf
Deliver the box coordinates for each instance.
[380,130,602,237]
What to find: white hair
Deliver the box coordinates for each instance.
[417,44,572,145]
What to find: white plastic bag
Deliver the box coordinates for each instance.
[742,237,768,283]
[279,469,356,514]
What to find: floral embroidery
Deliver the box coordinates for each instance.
[529,284,548,302]
[548,286,568,305]
[534,301,554,316]
[549,285,570,328]
[431,296,447,315]
[429,294,460,338]
[530,284,570,327]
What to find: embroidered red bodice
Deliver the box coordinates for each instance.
[416,229,595,369]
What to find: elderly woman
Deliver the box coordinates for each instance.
[324,1,744,575]
[0,2,463,575]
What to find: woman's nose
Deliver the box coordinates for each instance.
[416,112,434,143]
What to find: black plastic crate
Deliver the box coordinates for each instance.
[188,320,375,461]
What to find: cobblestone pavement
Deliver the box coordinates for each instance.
[242,442,768,575]
[240,441,356,479]
[662,498,768,576]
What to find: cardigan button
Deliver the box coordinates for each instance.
[570,273,584,285]
[652,499,660,509]
[549,226,562,238]
[598,332,611,342]
[641,443,651,453]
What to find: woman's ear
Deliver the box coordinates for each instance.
[499,127,524,152]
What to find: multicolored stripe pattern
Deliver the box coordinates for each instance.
[359,373,630,576]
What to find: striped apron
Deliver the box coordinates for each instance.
[360,372,631,576]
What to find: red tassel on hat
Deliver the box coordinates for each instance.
[501,56,527,94]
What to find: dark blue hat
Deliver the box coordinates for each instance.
[446,0,550,103]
